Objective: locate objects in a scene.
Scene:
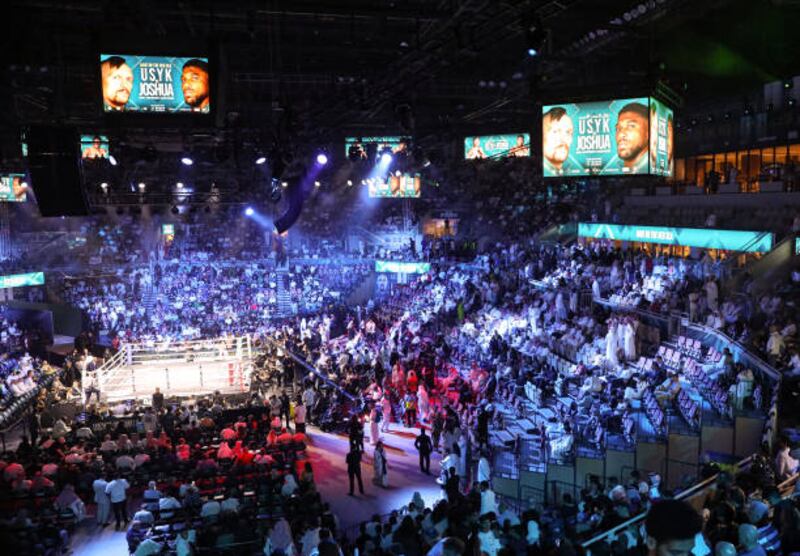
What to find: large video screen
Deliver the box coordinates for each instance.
[368,173,421,198]
[0,174,27,202]
[100,54,211,113]
[542,97,673,177]
[649,98,674,177]
[345,136,408,159]
[464,133,530,160]
[0,272,44,288]
[80,134,110,160]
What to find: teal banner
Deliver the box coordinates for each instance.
[100,54,211,113]
[578,223,773,253]
[375,261,431,274]
[464,133,530,159]
[542,97,673,177]
[0,272,45,288]
[0,174,27,202]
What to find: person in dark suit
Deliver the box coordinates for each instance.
[346,447,364,496]
[414,427,433,474]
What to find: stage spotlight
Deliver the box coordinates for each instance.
[361,180,367,185]
[245,206,254,216]
[138,182,146,192]
[314,181,321,187]
[281,181,288,188]
[524,13,546,57]
[347,180,353,186]
[176,182,184,189]
[255,156,267,165]
[109,155,117,166]
[381,152,393,165]
[100,182,108,193]
[316,153,328,166]
[181,156,194,166]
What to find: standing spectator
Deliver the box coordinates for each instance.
[372,441,388,488]
[346,447,364,496]
[151,387,164,412]
[105,473,130,530]
[414,427,433,474]
[294,397,307,434]
[93,474,110,527]
[302,386,316,424]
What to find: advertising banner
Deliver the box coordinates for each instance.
[375,261,431,274]
[0,272,45,289]
[543,97,666,177]
[100,54,211,113]
[463,133,530,159]
[578,223,773,253]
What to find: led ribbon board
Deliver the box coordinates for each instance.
[0,272,45,288]
[375,261,431,274]
[578,223,773,253]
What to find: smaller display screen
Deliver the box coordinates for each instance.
[0,174,28,202]
[368,173,421,198]
[81,134,110,160]
[375,261,431,274]
[345,136,408,159]
[162,224,175,235]
[0,272,44,288]
[464,133,530,159]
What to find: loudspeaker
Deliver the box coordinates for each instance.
[274,180,306,234]
[27,126,88,216]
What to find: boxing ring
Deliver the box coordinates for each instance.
[85,335,254,402]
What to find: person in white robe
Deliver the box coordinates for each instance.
[369,406,380,445]
[372,442,388,487]
[623,319,637,361]
[605,319,620,368]
[417,383,430,422]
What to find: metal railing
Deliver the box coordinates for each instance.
[581,455,754,554]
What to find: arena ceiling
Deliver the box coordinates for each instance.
[0,0,797,161]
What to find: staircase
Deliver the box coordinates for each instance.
[141,259,159,314]
[141,285,158,314]
[275,270,294,317]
